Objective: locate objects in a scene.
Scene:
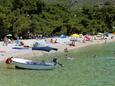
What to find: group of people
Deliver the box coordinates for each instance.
[50,39,58,43]
[2,36,27,47]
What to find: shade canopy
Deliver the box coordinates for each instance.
[71,34,80,37]
[60,34,66,38]
[6,34,12,36]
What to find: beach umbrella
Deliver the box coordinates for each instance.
[60,34,66,38]
[71,34,80,37]
[6,34,12,37]
[98,33,103,35]
[96,32,103,37]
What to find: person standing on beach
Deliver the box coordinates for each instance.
[3,36,8,46]
[16,37,20,46]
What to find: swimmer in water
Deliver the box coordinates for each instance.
[92,54,97,58]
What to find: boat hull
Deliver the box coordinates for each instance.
[12,46,28,49]
[32,46,58,52]
[11,58,55,70]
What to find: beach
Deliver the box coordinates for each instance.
[0,37,115,62]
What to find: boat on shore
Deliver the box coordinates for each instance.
[5,57,56,70]
[32,46,58,52]
[12,46,29,49]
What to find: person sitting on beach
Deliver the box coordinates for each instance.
[54,39,58,43]
[19,41,24,46]
[69,41,75,46]
[19,41,29,48]
[50,39,53,43]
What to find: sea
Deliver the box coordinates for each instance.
[0,41,115,86]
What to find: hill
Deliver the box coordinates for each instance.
[43,0,115,8]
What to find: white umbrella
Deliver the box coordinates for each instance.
[6,34,12,37]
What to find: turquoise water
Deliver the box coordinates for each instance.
[0,42,115,86]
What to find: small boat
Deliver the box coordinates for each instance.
[6,57,56,70]
[32,46,58,52]
[12,46,29,49]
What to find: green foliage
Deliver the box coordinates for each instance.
[13,15,31,33]
[0,0,115,39]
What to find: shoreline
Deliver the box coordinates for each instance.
[0,38,115,62]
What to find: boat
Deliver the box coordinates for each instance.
[32,46,58,52]
[12,46,29,49]
[6,57,56,70]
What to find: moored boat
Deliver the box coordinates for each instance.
[5,57,56,70]
[12,46,29,49]
[32,46,58,52]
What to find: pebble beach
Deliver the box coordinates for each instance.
[0,37,115,62]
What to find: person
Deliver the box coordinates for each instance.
[92,54,97,58]
[20,36,23,40]
[19,41,29,48]
[52,57,64,67]
[64,48,68,52]
[5,57,13,69]
[19,41,24,46]
[64,48,74,60]
[50,38,53,43]
[54,39,58,43]
[69,41,75,46]
[104,38,107,44]
[64,48,69,56]
[71,41,75,46]
[16,37,20,46]
[5,57,13,64]
[33,42,39,47]
[3,36,8,46]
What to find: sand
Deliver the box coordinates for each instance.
[0,37,115,62]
